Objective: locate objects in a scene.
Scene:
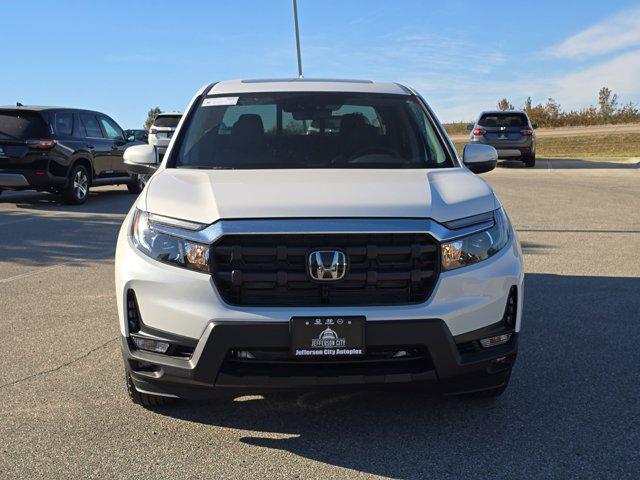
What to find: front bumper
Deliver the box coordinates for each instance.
[116,212,524,397]
[124,319,517,398]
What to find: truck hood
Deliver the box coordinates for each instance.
[144,168,496,224]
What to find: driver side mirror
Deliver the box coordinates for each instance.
[124,144,159,175]
[127,135,135,142]
[466,124,474,131]
[463,143,498,174]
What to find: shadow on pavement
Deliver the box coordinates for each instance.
[499,157,638,170]
[520,240,553,255]
[154,273,640,479]
[0,186,137,215]
[0,187,135,267]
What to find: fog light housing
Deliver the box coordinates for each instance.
[480,333,512,349]
[126,290,141,333]
[131,335,170,354]
[503,286,518,328]
[235,350,256,360]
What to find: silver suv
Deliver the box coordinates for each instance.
[148,112,182,158]
[468,110,537,167]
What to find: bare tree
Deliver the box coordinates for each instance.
[497,98,514,111]
[598,87,618,124]
[544,98,561,127]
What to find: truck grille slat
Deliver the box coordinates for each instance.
[211,233,440,306]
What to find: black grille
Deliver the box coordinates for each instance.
[210,233,440,306]
[221,346,433,377]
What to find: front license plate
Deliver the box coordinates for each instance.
[291,316,365,358]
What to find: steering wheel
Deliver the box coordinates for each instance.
[332,146,399,165]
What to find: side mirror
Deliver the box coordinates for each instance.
[466,124,474,131]
[127,135,135,142]
[124,144,159,175]
[463,143,498,174]
[532,124,538,129]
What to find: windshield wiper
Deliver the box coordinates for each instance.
[175,165,228,170]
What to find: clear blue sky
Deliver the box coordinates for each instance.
[3,0,639,127]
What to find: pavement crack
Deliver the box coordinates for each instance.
[0,337,118,390]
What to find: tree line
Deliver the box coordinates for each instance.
[496,87,639,128]
[145,87,639,133]
[444,87,640,134]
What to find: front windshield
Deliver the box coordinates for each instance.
[173,92,453,169]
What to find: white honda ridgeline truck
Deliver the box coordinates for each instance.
[116,78,523,407]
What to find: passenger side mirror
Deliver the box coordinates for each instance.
[462,143,498,174]
[466,124,474,131]
[124,144,159,174]
[127,135,135,142]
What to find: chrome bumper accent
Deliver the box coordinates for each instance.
[496,149,522,157]
[0,174,29,187]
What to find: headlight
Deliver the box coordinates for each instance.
[130,209,210,273]
[441,208,510,271]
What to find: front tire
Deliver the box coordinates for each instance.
[125,372,174,408]
[63,164,90,204]
[126,175,146,194]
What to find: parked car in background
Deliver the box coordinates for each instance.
[0,105,144,203]
[125,129,148,143]
[117,78,522,407]
[148,112,182,158]
[468,110,537,167]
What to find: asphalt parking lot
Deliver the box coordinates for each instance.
[1,157,638,479]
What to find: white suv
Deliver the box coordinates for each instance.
[117,79,523,407]
[147,112,182,157]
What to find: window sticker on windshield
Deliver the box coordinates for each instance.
[202,96,239,107]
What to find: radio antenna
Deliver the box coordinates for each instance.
[292,0,303,78]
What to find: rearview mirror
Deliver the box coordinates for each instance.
[462,143,498,174]
[124,144,159,175]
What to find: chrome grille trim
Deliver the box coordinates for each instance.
[149,217,495,245]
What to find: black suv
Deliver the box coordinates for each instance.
[0,105,144,204]
[124,129,149,143]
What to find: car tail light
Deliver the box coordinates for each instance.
[520,128,533,136]
[150,128,157,134]
[26,138,57,149]
[472,127,486,136]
